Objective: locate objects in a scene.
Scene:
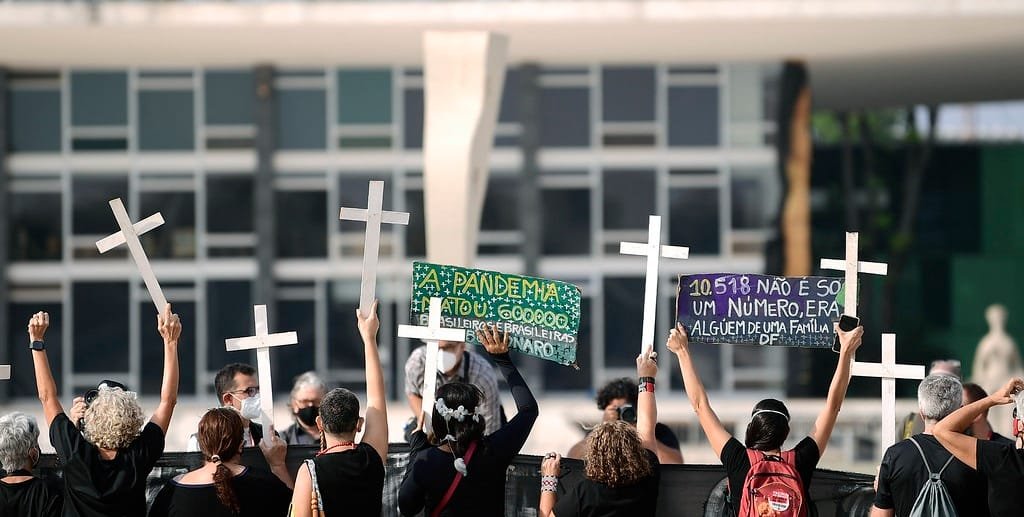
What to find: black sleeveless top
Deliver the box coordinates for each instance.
[312,442,385,516]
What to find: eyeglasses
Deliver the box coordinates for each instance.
[84,379,130,406]
[229,386,260,398]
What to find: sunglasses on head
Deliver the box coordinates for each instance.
[84,379,129,406]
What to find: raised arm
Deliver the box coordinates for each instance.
[667,323,731,457]
[809,324,864,454]
[357,300,388,462]
[477,325,538,449]
[934,377,1024,469]
[150,303,181,435]
[636,345,658,453]
[29,312,63,425]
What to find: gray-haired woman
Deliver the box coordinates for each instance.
[0,412,62,517]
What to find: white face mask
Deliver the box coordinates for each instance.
[437,349,460,374]
[236,394,263,422]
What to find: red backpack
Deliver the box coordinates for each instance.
[736,449,807,517]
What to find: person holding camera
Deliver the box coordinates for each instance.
[565,378,683,464]
[539,346,663,517]
[29,305,181,517]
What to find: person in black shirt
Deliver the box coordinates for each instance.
[934,377,1024,517]
[289,300,388,516]
[149,407,292,517]
[0,412,62,517]
[399,323,538,516]
[539,346,662,517]
[962,382,1016,446]
[29,305,181,517]
[667,322,863,517]
[872,374,990,517]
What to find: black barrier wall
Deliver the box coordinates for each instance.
[33,445,874,516]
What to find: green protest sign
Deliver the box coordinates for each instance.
[410,262,582,366]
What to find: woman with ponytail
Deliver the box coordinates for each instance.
[149,408,292,516]
[399,324,539,516]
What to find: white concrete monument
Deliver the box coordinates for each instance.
[339,180,410,317]
[851,333,925,448]
[96,198,168,312]
[422,31,508,267]
[225,305,299,444]
[619,215,689,352]
[820,232,888,322]
[398,297,467,429]
[972,304,1023,435]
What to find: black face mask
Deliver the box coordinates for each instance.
[296,406,319,427]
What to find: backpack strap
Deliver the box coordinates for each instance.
[908,436,954,479]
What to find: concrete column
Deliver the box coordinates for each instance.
[253,65,277,326]
[0,68,9,402]
[518,64,542,277]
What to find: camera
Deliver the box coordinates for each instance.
[78,379,129,430]
[617,404,637,424]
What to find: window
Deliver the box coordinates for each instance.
[9,88,61,152]
[139,190,196,259]
[732,173,771,229]
[669,187,720,254]
[72,176,129,235]
[326,280,364,370]
[602,169,656,230]
[602,67,656,122]
[207,176,255,233]
[539,88,590,148]
[276,90,326,150]
[542,188,591,255]
[73,282,130,372]
[403,88,424,149]
[276,298,317,395]
[7,302,63,398]
[481,176,520,231]
[205,70,255,125]
[603,277,644,367]
[9,192,62,261]
[498,67,520,123]
[404,188,426,257]
[668,86,719,147]
[276,191,327,258]
[71,71,128,126]
[206,281,252,384]
[139,91,194,151]
[141,298,195,395]
[337,69,392,125]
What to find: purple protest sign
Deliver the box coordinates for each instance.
[676,273,846,347]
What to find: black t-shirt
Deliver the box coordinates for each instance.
[553,449,660,517]
[976,439,1024,517]
[989,432,1016,448]
[50,412,164,517]
[720,436,820,517]
[311,442,385,516]
[0,476,63,517]
[148,466,292,517]
[874,434,989,517]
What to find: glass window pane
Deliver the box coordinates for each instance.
[604,278,644,367]
[276,299,317,396]
[71,71,127,126]
[539,88,590,147]
[205,70,254,125]
[481,176,520,231]
[139,191,195,259]
[207,281,252,388]
[207,176,254,233]
[337,69,392,125]
[732,176,768,229]
[327,280,363,371]
[543,297,591,390]
[74,282,129,372]
[139,91,194,151]
[602,169,655,230]
[9,192,62,260]
[9,89,61,152]
[404,188,425,257]
[276,191,326,258]
[542,188,590,255]
[669,187,720,254]
[668,86,719,147]
[141,299,195,396]
[602,67,655,122]
[72,176,129,235]
[403,89,423,149]
[276,90,326,150]
[7,302,63,398]
[499,68,520,123]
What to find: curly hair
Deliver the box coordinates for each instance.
[596,378,638,410]
[0,412,39,473]
[584,420,653,487]
[320,388,360,435]
[83,387,144,450]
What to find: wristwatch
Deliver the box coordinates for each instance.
[29,340,45,351]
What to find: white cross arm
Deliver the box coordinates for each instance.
[95,213,166,253]
[225,332,300,352]
[340,207,411,225]
[820,258,888,276]
[851,361,925,380]
[619,242,690,259]
[398,325,467,343]
[0,365,10,380]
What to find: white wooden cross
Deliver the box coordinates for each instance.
[819,232,888,319]
[620,215,689,352]
[851,333,925,448]
[339,180,410,318]
[96,198,168,312]
[225,305,299,444]
[398,297,467,428]
[0,365,9,380]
